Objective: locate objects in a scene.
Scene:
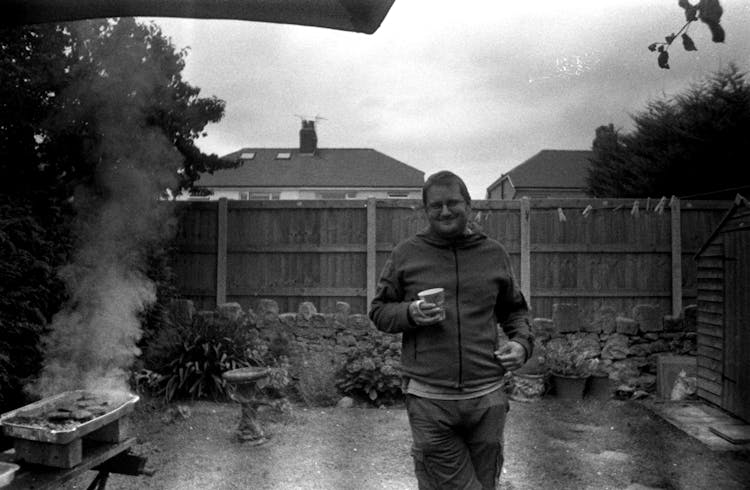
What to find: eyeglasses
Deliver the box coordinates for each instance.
[426,199,466,214]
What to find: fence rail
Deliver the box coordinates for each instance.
[170,198,730,319]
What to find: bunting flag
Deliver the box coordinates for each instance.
[528,198,677,222]
[654,196,667,214]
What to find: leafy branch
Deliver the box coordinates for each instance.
[648,0,725,69]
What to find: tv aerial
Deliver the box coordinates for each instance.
[294,114,327,124]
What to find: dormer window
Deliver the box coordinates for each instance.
[276,152,292,160]
[238,152,255,162]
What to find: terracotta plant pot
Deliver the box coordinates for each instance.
[550,373,588,399]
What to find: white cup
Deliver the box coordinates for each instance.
[418,288,446,321]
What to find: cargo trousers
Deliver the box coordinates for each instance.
[405,389,509,490]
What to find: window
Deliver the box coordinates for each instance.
[317,191,347,199]
[238,152,255,161]
[275,152,291,160]
[239,192,279,200]
[387,192,409,198]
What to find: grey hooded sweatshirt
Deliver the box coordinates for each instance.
[369,228,533,389]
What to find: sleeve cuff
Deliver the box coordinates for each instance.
[512,337,533,362]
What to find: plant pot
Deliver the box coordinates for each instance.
[510,373,547,402]
[585,374,611,400]
[550,373,588,399]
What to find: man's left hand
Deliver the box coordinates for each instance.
[494,341,526,371]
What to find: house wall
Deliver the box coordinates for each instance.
[486,179,514,200]
[487,184,587,201]
[178,187,421,201]
[513,187,589,199]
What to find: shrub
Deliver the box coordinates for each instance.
[544,338,597,377]
[153,334,246,402]
[336,337,403,405]
[0,199,71,412]
[136,312,286,403]
[294,350,341,407]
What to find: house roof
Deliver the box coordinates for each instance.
[487,150,593,192]
[695,194,750,258]
[195,148,424,188]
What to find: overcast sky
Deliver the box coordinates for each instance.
[146,0,750,199]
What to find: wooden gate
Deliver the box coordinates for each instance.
[723,231,750,422]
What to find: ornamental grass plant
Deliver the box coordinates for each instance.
[544,338,598,378]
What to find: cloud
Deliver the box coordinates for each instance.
[148,0,750,197]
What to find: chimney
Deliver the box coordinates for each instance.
[299,120,317,155]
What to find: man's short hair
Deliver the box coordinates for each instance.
[422,171,472,206]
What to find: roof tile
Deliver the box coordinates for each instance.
[196,148,424,188]
[488,149,593,191]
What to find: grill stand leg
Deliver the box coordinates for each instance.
[86,471,110,490]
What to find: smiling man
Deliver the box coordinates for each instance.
[369,170,533,490]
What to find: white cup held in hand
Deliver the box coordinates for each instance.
[417,287,446,321]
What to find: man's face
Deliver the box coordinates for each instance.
[424,182,470,239]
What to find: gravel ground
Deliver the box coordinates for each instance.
[62,398,750,490]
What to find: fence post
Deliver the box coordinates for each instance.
[216,198,228,307]
[366,197,377,310]
[670,196,682,317]
[520,197,531,302]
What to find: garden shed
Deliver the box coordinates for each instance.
[694,194,750,423]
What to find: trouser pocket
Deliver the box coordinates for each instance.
[468,441,503,489]
[411,446,438,490]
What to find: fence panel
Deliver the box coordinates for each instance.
[373,201,426,294]
[170,198,731,318]
[172,202,218,311]
[226,201,368,312]
[528,199,674,318]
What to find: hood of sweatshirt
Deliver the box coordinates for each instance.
[416,226,488,249]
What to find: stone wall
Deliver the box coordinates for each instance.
[527,302,697,393]
[170,298,696,396]
[171,298,398,375]
[251,299,398,363]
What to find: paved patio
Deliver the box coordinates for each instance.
[643,399,750,451]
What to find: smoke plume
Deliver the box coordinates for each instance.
[32,20,183,397]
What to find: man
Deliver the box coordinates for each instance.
[369,170,533,490]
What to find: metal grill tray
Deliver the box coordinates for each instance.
[0,390,138,445]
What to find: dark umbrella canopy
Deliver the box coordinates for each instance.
[1,0,396,35]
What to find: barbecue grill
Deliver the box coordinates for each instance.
[0,390,138,472]
[1,390,138,445]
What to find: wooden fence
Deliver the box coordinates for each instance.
[169,198,731,319]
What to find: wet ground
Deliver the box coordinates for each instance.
[56,398,750,490]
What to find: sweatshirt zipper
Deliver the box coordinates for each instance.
[453,247,463,386]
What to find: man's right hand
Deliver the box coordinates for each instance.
[408,300,443,326]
